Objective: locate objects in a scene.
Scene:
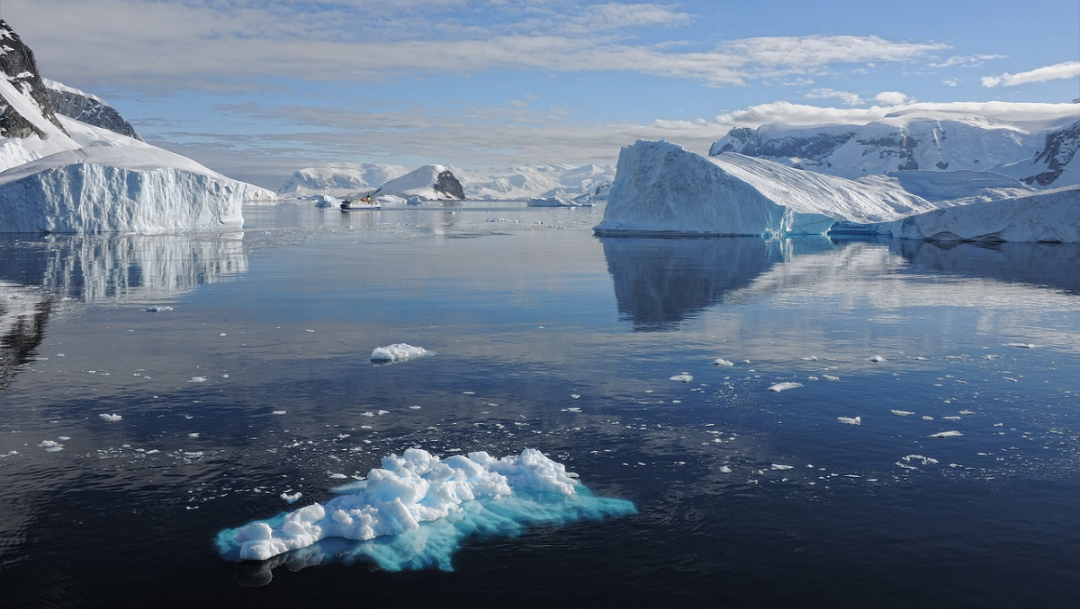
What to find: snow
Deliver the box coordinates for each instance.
[277,164,409,198]
[456,163,613,201]
[1,64,273,233]
[594,141,937,237]
[374,164,458,200]
[527,195,594,207]
[370,343,428,363]
[216,448,636,569]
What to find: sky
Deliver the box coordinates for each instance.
[5,0,1080,189]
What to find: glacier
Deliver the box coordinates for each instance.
[0,19,272,234]
[594,140,937,237]
[216,448,636,571]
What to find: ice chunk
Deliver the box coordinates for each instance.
[370,344,429,363]
[39,440,64,452]
[837,416,861,426]
[217,448,636,570]
[891,410,915,416]
[99,413,122,422]
[771,464,794,471]
[930,431,963,438]
[281,492,303,504]
[669,373,693,383]
[768,382,803,392]
[868,355,886,363]
[713,358,735,367]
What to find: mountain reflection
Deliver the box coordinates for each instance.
[599,236,826,331]
[0,233,248,304]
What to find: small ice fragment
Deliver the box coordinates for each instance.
[892,411,915,417]
[566,407,581,413]
[868,355,886,363]
[39,440,64,452]
[802,356,818,361]
[570,394,581,399]
[943,416,961,421]
[272,410,286,415]
[370,344,428,363]
[837,416,861,426]
[1006,343,1036,349]
[1005,377,1018,383]
[99,413,122,422]
[771,464,794,471]
[188,433,200,438]
[823,375,840,382]
[921,416,934,421]
[670,373,693,383]
[959,410,975,415]
[719,465,732,473]
[768,382,803,392]
[409,406,421,410]
[329,473,348,479]
[188,376,207,383]
[714,358,734,367]
[281,492,303,504]
[930,431,963,439]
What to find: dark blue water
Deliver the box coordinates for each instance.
[1,203,1078,608]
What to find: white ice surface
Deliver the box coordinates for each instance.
[370,343,429,363]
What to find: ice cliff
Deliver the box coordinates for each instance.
[0,19,272,233]
[594,140,937,237]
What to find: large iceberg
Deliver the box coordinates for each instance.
[0,19,272,234]
[883,186,1080,243]
[216,448,636,571]
[594,140,937,237]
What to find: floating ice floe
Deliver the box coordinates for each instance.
[1006,343,1037,349]
[39,440,64,452]
[713,358,735,367]
[281,492,302,504]
[768,382,803,392]
[868,355,887,363]
[188,376,207,383]
[669,373,693,383]
[930,431,963,438]
[217,448,636,571]
[145,306,173,313]
[370,343,429,363]
[771,464,795,471]
[99,413,122,422]
[837,416,862,426]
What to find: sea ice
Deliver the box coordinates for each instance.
[39,440,63,452]
[99,413,122,422]
[670,373,693,383]
[768,382,803,392]
[713,358,735,367]
[217,448,636,571]
[370,343,429,363]
[930,431,963,438]
[771,464,795,471]
[838,416,862,426]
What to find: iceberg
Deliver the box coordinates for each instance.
[594,141,936,237]
[883,186,1080,243]
[370,343,429,362]
[216,448,636,571]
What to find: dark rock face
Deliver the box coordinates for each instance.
[0,20,67,139]
[434,169,465,199]
[47,86,143,141]
[1023,121,1079,187]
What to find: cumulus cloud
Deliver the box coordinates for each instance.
[982,61,1080,87]
[805,88,865,107]
[873,91,912,105]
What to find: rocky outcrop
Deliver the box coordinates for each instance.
[434,169,465,200]
[45,81,142,141]
[1023,121,1079,187]
[0,20,67,139]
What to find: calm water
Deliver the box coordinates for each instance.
[1,203,1078,608]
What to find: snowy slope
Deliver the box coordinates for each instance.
[373,164,464,200]
[0,20,273,233]
[995,120,1080,188]
[595,141,937,237]
[44,79,142,141]
[278,163,409,197]
[456,163,614,200]
[711,104,1079,181]
[882,186,1080,243]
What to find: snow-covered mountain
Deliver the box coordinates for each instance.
[710,106,1079,182]
[595,140,939,237]
[278,162,615,201]
[995,120,1080,189]
[278,163,409,197]
[44,79,142,141]
[0,19,272,233]
[371,164,465,200]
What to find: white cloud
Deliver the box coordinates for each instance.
[873,91,912,105]
[928,54,1005,69]
[805,88,864,107]
[982,61,1080,87]
[943,78,959,87]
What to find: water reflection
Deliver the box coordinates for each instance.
[893,240,1080,295]
[0,233,248,304]
[0,283,50,389]
[600,237,799,331]
[602,235,1080,331]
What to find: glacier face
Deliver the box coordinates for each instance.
[595,140,936,237]
[0,161,247,233]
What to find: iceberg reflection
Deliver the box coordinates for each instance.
[893,240,1080,296]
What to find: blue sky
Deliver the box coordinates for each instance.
[7,0,1080,188]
